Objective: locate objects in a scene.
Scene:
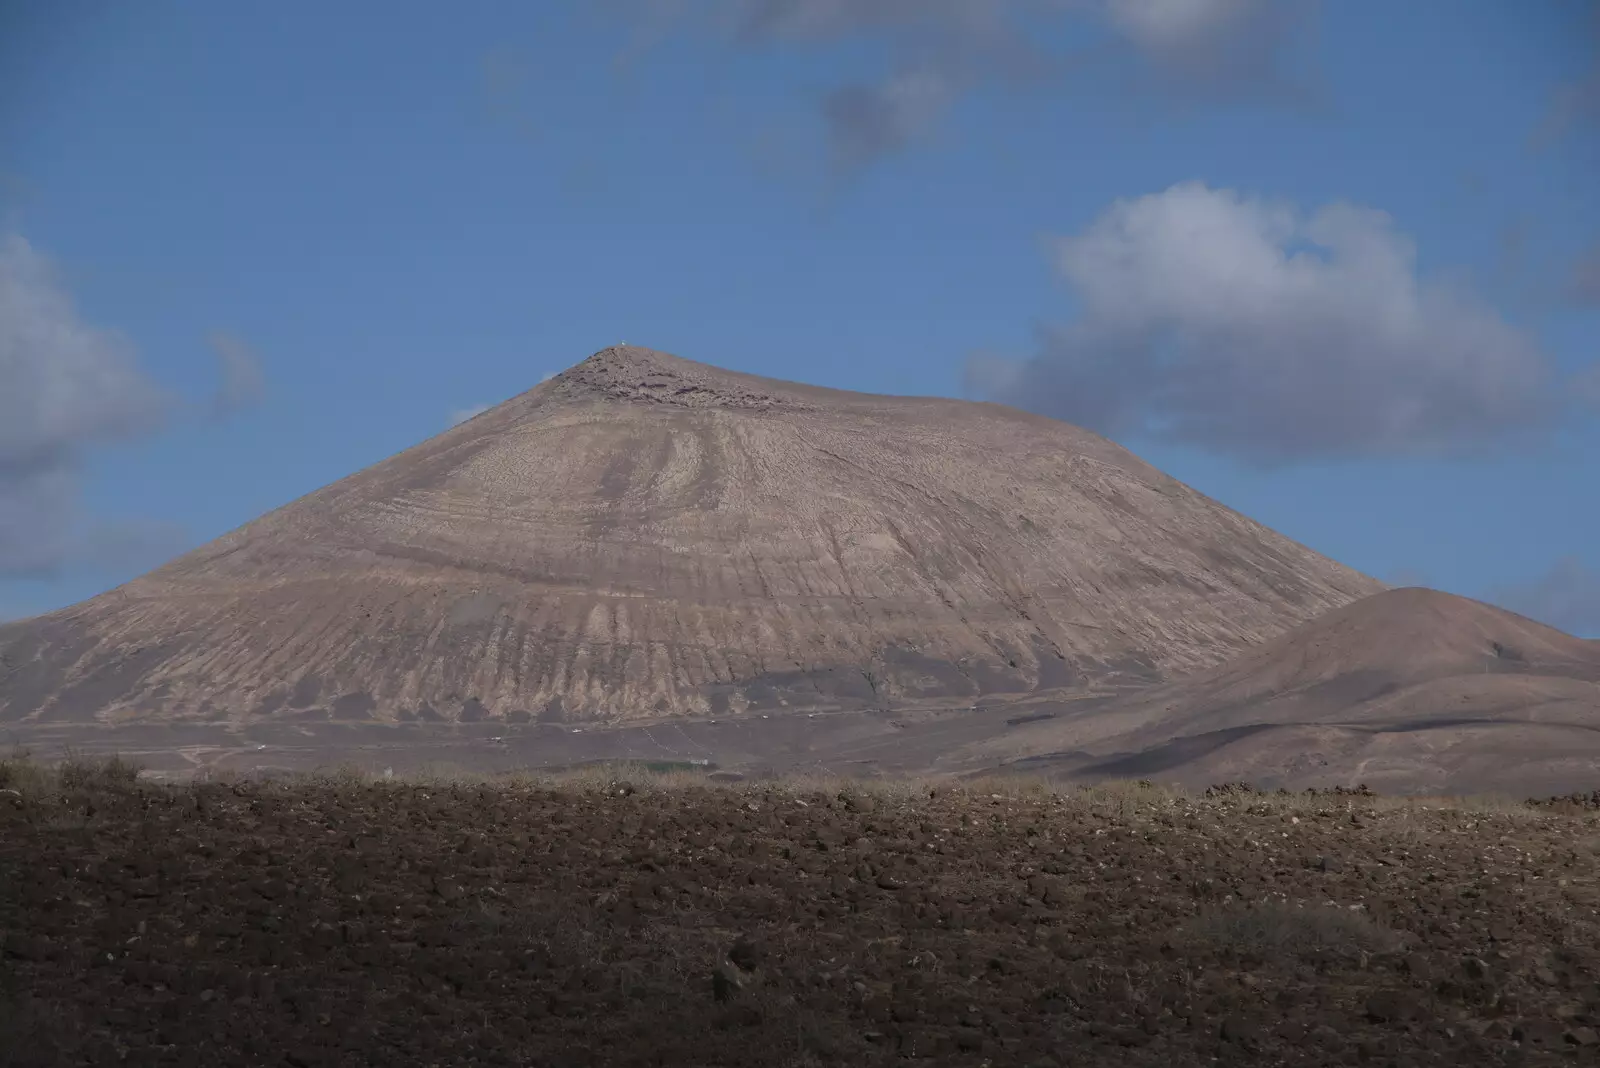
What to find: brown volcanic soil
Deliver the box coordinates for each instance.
[0,345,1378,728]
[5,765,1600,1067]
[963,588,1600,797]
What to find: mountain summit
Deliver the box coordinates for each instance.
[1,346,1380,726]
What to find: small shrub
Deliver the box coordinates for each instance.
[1181,899,1404,964]
[56,754,142,791]
[0,748,52,796]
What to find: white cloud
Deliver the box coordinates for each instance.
[724,0,1292,58]
[448,404,491,427]
[1104,0,1297,89]
[615,0,1311,170]
[966,182,1554,461]
[1106,0,1251,45]
[0,234,175,575]
[206,330,267,417]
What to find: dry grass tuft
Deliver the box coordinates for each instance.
[1,748,143,800]
[1182,899,1406,964]
[56,752,142,791]
[0,747,53,796]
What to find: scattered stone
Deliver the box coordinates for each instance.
[1220,1016,1260,1044]
[711,961,745,1002]
[3,933,49,962]
[1512,1020,1565,1047]
[257,878,291,901]
[1365,990,1416,1024]
[1566,1026,1599,1047]
[1274,1019,1308,1042]
[0,790,24,824]
[1399,953,1430,977]
[727,935,764,973]
[712,1003,762,1029]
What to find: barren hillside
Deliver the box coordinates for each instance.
[0,346,1378,727]
[964,588,1600,795]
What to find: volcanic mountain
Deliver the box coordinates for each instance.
[0,345,1381,728]
[961,587,1600,796]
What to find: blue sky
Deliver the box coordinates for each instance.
[2,0,1598,635]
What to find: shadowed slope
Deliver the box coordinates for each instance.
[0,346,1379,726]
[966,588,1600,795]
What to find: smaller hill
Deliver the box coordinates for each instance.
[963,588,1600,796]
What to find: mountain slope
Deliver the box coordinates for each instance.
[963,588,1600,794]
[0,345,1380,726]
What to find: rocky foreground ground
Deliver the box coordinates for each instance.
[2,760,1599,1067]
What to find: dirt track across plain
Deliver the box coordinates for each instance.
[1,698,1108,784]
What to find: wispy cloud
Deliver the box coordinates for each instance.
[448,404,491,427]
[612,0,1318,174]
[80,518,190,573]
[1531,6,1600,148]
[1102,0,1312,96]
[0,234,176,576]
[1385,568,1429,589]
[1492,557,1600,638]
[965,182,1557,464]
[447,371,556,427]
[1574,362,1600,412]
[1569,240,1600,307]
[480,46,538,140]
[206,330,267,418]
[821,63,964,172]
